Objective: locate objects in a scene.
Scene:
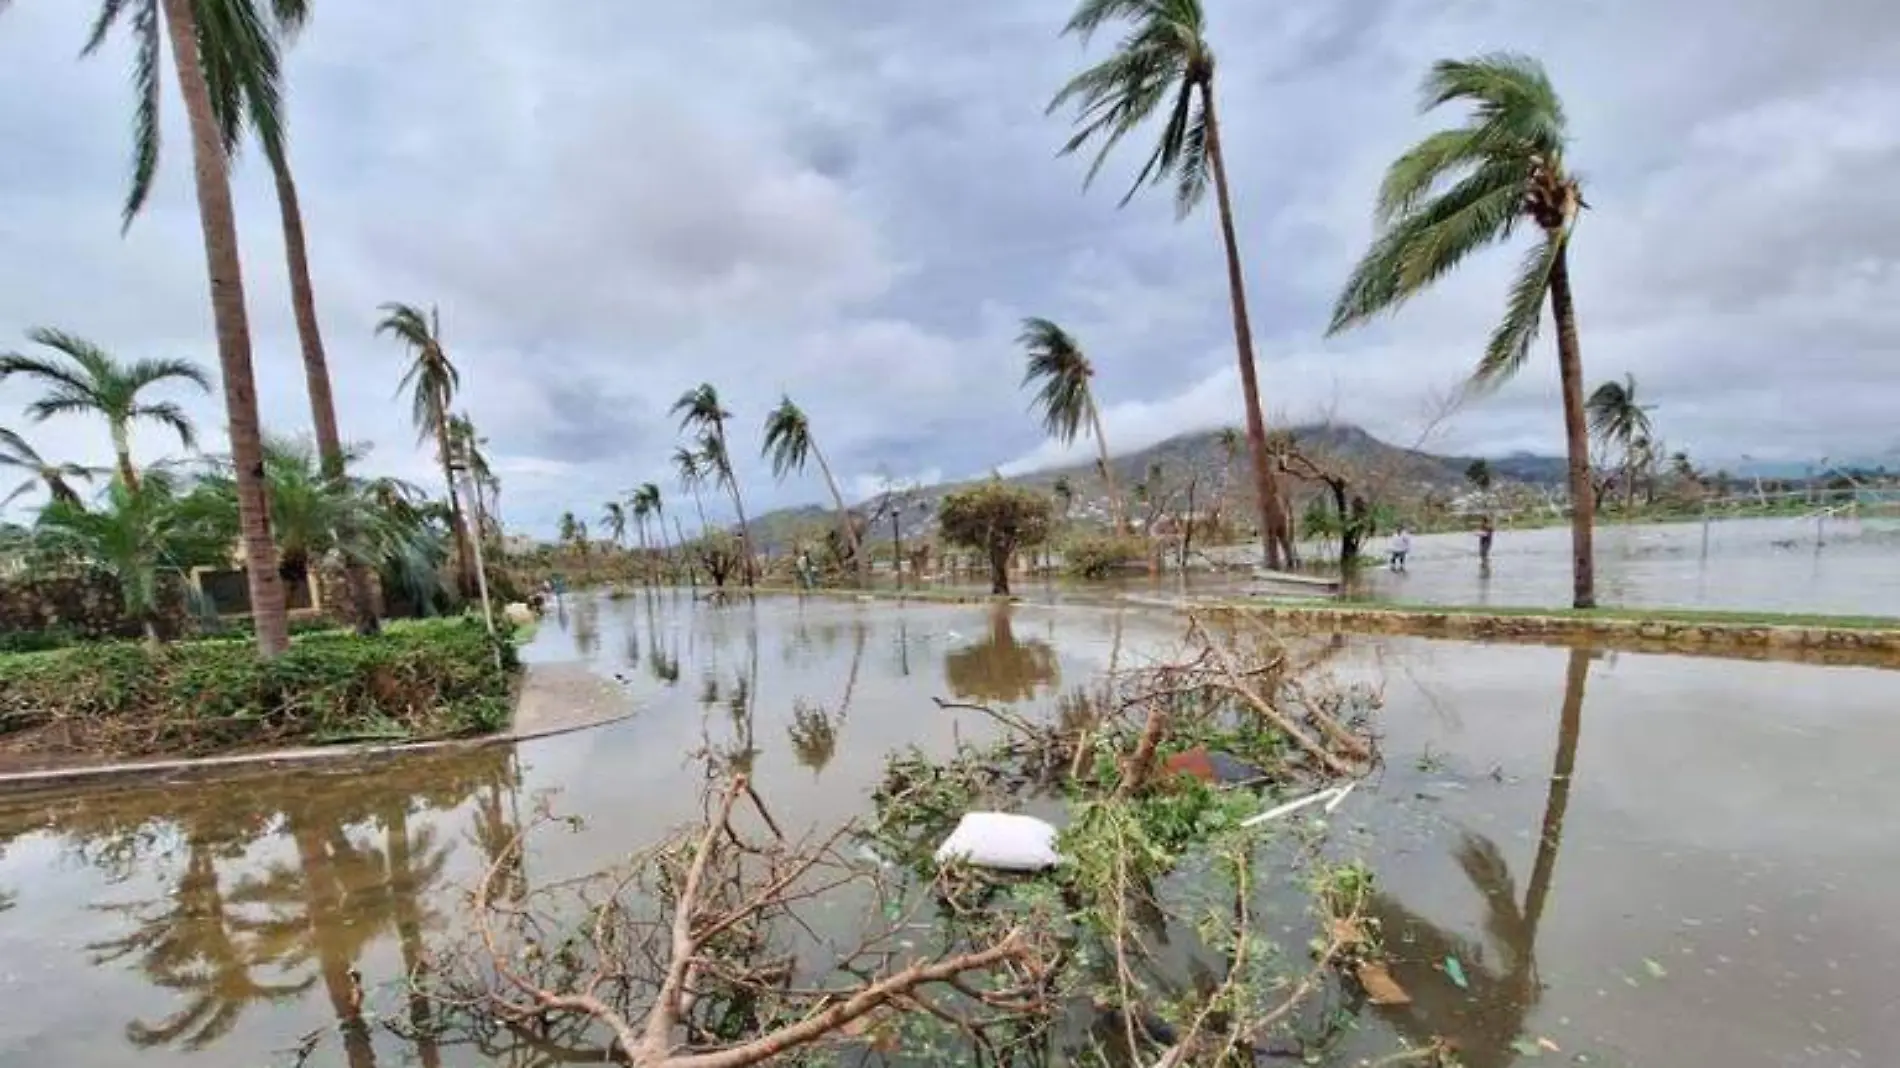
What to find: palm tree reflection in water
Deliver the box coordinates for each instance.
[1368,647,1589,1066]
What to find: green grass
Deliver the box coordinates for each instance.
[1242,599,1900,631]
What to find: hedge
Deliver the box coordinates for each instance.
[0,616,519,759]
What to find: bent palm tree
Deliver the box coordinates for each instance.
[376,302,474,596]
[1050,0,1292,567]
[672,446,711,535]
[600,501,627,548]
[0,329,208,491]
[0,428,99,509]
[1329,54,1594,606]
[28,0,293,654]
[1018,319,1123,531]
[632,482,670,579]
[1587,374,1654,510]
[673,384,753,585]
[763,395,863,574]
[627,488,653,581]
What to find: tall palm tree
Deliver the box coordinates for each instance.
[600,500,628,548]
[627,487,653,581]
[376,302,475,596]
[0,428,99,509]
[1017,319,1123,531]
[672,445,711,534]
[1329,54,1595,606]
[558,511,581,553]
[1587,374,1654,511]
[1050,0,1292,568]
[0,329,209,491]
[633,482,670,579]
[673,384,753,585]
[762,394,863,573]
[25,0,294,655]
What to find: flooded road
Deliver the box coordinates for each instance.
[1,592,1896,1065]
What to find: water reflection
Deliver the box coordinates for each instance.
[0,747,525,1066]
[942,605,1061,703]
[1368,646,1589,1066]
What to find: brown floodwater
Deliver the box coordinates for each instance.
[1,591,1895,1066]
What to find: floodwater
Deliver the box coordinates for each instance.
[1,593,1897,1066]
[1330,515,1900,615]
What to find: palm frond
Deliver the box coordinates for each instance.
[1329,162,1525,333]
[131,401,198,450]
[1471,235,1563,390]
[762,395,812,480]
[124,356,212,393]
[1421,53,1566,158]
[124,0,162,230]
[1018,318,1095,445]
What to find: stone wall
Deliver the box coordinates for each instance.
[0,569,192,640]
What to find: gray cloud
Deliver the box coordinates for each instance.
[1,0,1896,534]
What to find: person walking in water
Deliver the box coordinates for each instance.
[1477,516,1495,565]
[1388,526,1412,572]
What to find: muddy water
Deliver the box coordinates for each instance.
[1,592,1896,1066]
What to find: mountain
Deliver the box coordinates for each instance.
[743,424,1567,552]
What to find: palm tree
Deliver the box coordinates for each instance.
[0,428,99,509]
[26,0,294,655]
[600,500,628,548]
[558,511,581,554]
[1017,319,1123,531]
[672,445,711,534]
[1050,0,1292,568]
[1587,374,1654,512]
[0,329,209,491]
[36,480,203,644]
[673,384,753,585]
[1328,54,1595,606]
[633,482,670,579]
[763,394,864,573]
[377,302,475,596]
[627,487,654,580]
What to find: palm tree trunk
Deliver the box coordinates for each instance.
[273,152,380,634]
[673,514,696,587]
[716,429,756,587]
[1548,242,1596,608]
[1200,82,1291,571]
[159,0,289,658]
[808,437,864,576]
[1086,399,1126,532]
[653,507,673,584]
[111,422,140,491]
[432,384,474,599]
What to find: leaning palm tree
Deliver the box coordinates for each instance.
[0,428,99,509]
[27,0,293,655]
[1017,320,1123,531]
[762,394,864,573]
[1587,374,1654,512]
[600,501,628,548]
[672,445,711,535]
[627,488,653,581]
[1329,54,1595,606]
[672,384,753,585]
[633,482,671,580]
[376,302,474,596]
[1049,0,1292,568]
[0,329,209,491]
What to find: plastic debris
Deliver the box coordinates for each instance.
[933,812,1060,871]
[1444,955,1469,990]
[1240,785,1352,827]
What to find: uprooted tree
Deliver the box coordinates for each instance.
[937,480,1052,595]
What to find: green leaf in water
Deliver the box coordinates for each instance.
[1509,1038,1544,1057]
[1644,957,1668,979]
[1444,955,1469,990]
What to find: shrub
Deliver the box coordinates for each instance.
[0,616,519,759]
[0,625,88,655]
[1061,533,1148,578]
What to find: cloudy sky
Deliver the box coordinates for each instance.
[2,0,1896,534]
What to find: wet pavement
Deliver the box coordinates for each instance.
[0,591,1895,1065]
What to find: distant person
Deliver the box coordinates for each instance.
[1388,527,1412,572]
[1477,516,1495,564]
